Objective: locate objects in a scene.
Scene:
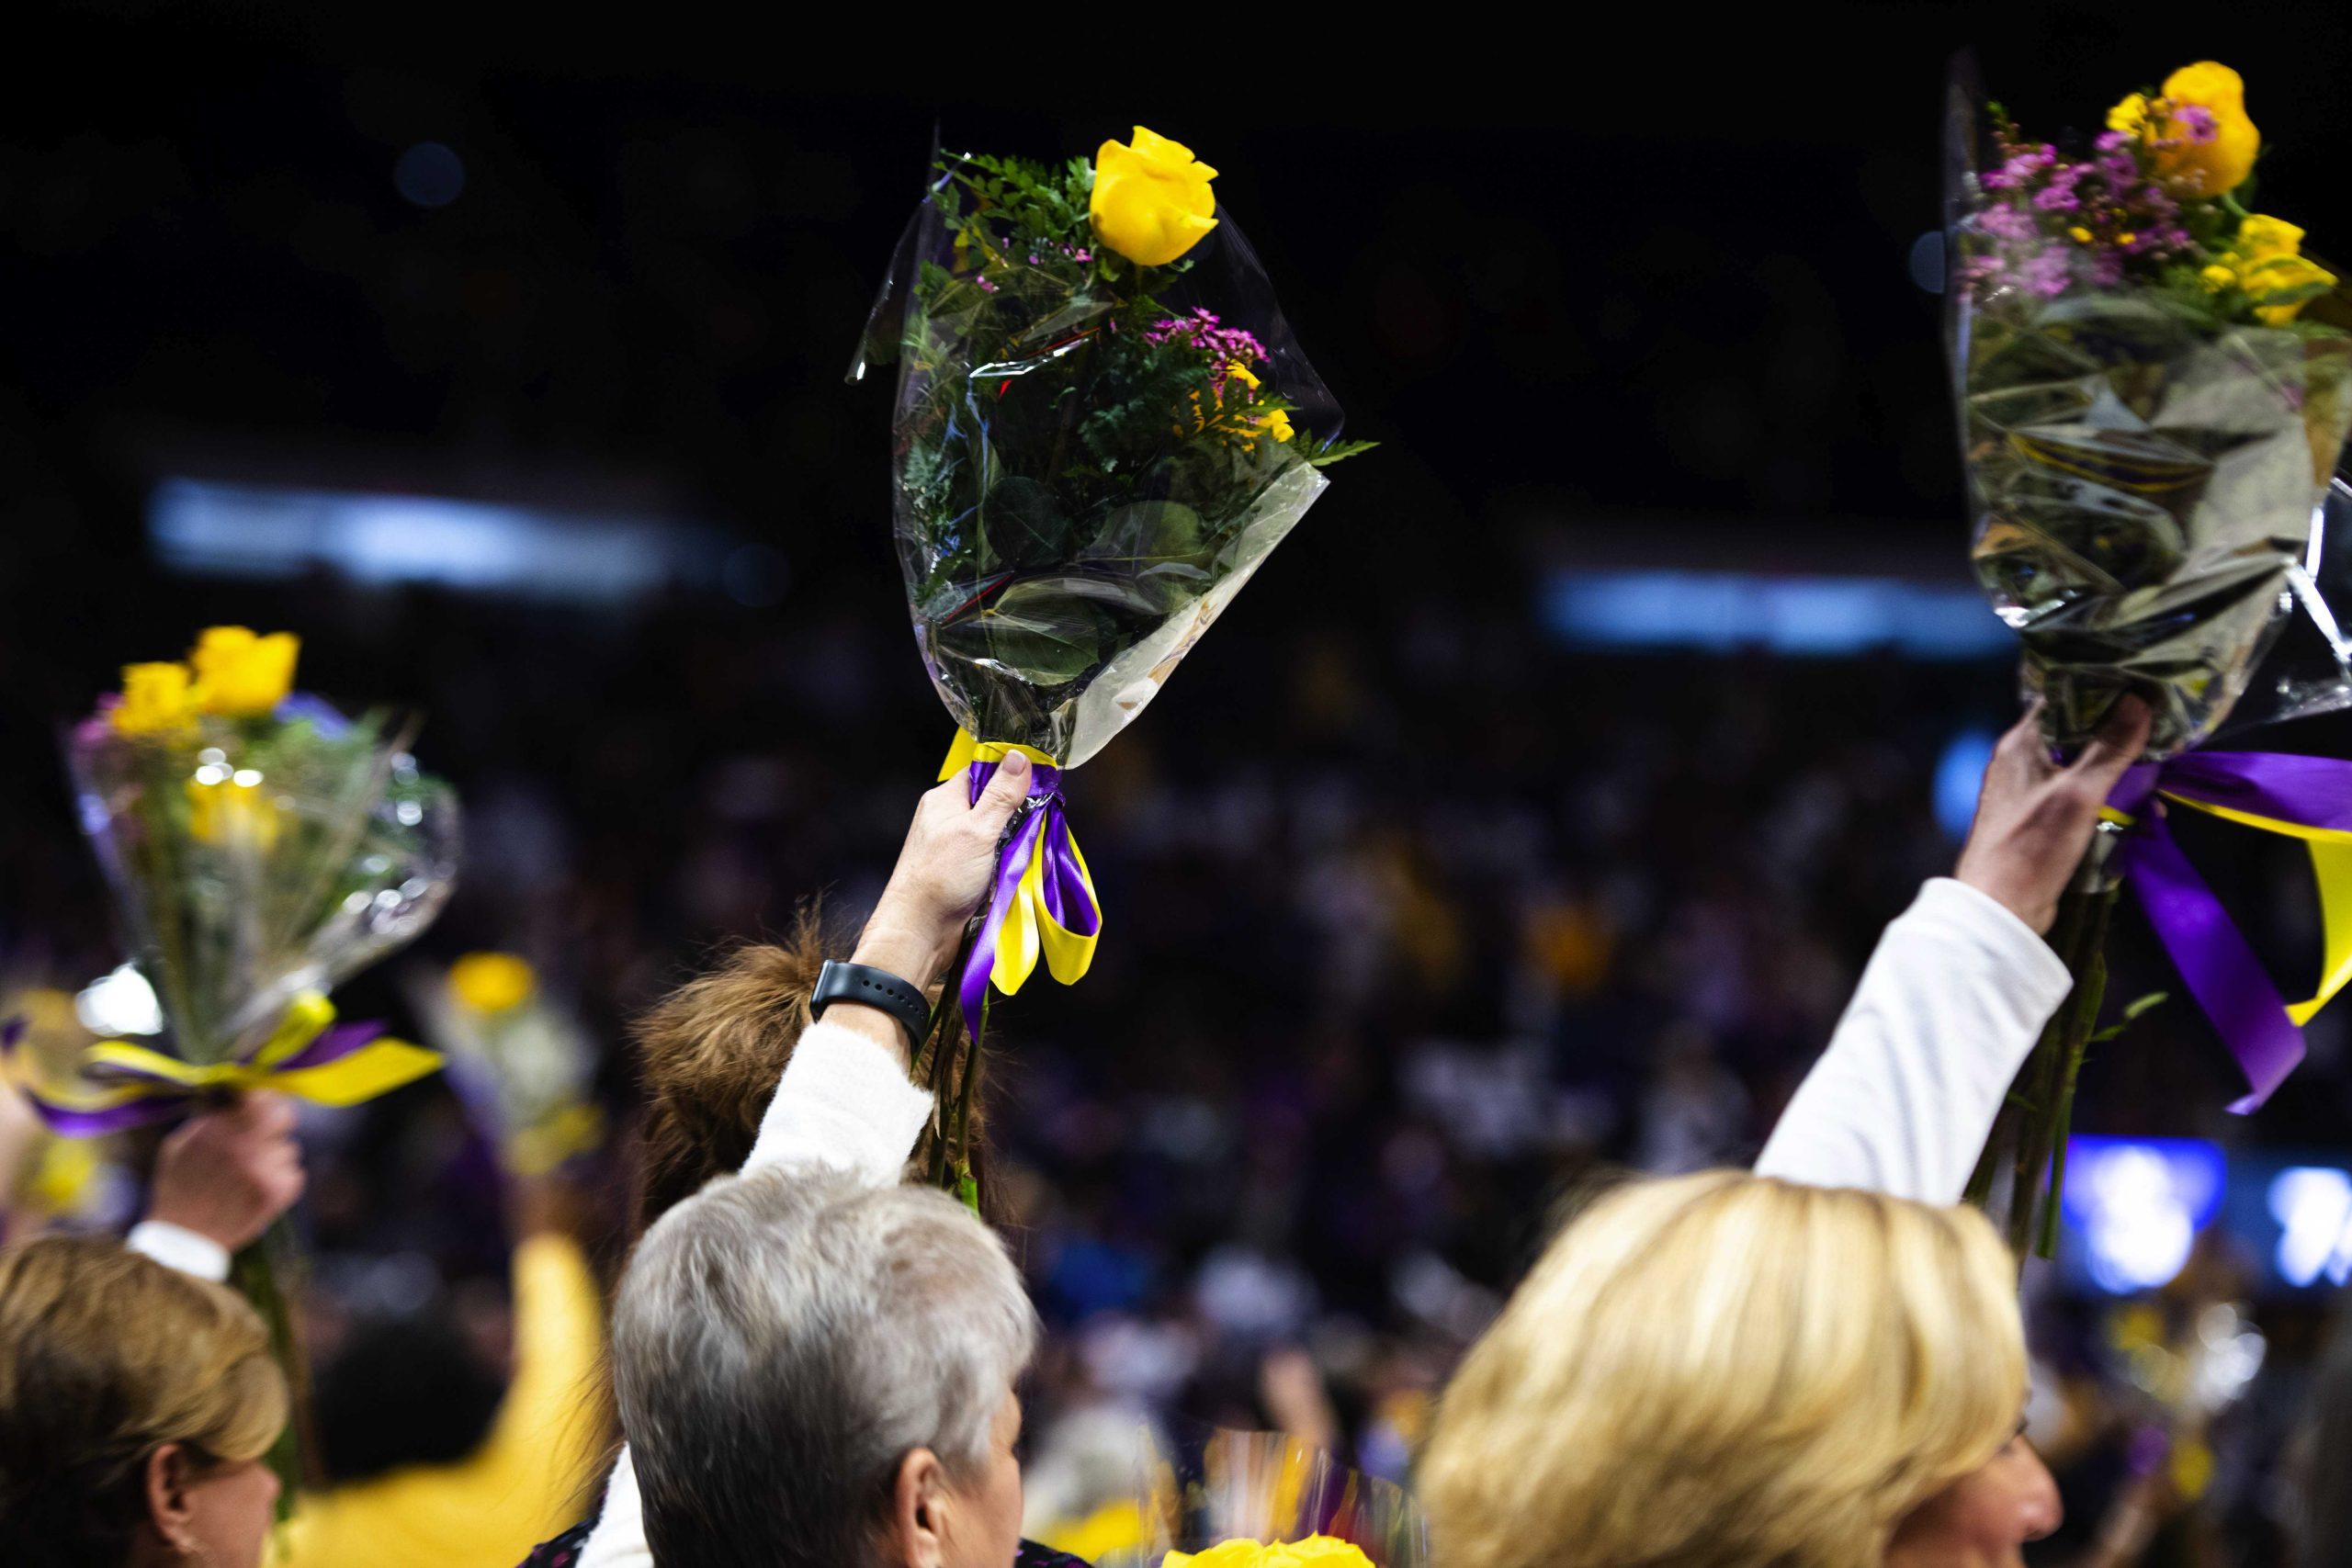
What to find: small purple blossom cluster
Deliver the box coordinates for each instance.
[1964,127,2197,300]
[1145,308,1271,395]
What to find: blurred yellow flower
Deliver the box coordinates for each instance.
[450,952,537,1014]
[114,662,198,736]
[1035,1500,1156,1563]
[2209,213,2336,323]
[190,626,300,717]
[187,773,282,851]
[1165,1537,1374,1568]
[2114,62,2259,196]
[1258,409,1296,444]
[1091,127,1218,267]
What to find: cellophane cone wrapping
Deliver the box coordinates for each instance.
[1028,1423,1428,1567]
[65,703,458,1066]
[1944,78,2352,757]
[853,149,1347,768]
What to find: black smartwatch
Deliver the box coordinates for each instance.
[810,960,931,1048]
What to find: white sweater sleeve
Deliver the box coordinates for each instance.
[125,1219,232,1282]
[1754,877,2074,1204]
[577,1018,933,1568]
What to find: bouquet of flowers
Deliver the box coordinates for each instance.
[28,627,458,1489]
[1029,1427,1426,1568]
[1948,62,2352,1255]
[407,952,604,1177]
[853,128,1363,1199]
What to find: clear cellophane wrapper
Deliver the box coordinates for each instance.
[1944,76,2352,757]
[406,967,598,1158]
[66,703,459,1066]
[852,152,1347,768]
[1032,1424,1429,1568]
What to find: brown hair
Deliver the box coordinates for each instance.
[629,908,983,1234]
[0,1235,288,1566]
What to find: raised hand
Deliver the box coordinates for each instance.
[1954,697,2153,934]
[146,1092,306,1252]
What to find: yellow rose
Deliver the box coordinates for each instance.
[450,952,538,1014]
[1164,1538,1374,1568]
[187,773,281,851]
[2107,93,2150,137]
[2144,62,2260,196]
[1257,409,1297,444]
[2214,213,2337,324]
[190,626,300,717]
[1090,126,1218,267]
[113,661,198,736]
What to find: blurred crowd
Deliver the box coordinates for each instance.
[9,572,2352,1564]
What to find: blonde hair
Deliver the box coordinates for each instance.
[1420,1172,2024,1568]
[0,1235,288,1563]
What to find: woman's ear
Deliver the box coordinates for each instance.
[143,1441,198,1553]
[887,1447,951,1568]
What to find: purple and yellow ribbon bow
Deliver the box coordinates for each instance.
[2107,751,2352,1112]
[941,729,1102,1038]
[3,991,443,1135]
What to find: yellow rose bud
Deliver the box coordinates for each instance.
[1258,409,1296,444]
[2146,62,2260,196]
[113,661,198,736]
[190,626,300,717]
[1090,126,1218,268]
[2199,264,2238,292]
[187,773,281,851]
[2234,213,2305,263]
[449,952,538,1014]
[1165,1539,1375,1568]
[2107,93,2151,137]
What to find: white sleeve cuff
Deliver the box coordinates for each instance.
[126,1219,232,1282]
[741,1020,933,1188]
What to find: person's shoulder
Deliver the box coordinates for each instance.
[517,1522,594,1567]
[1017,1542,1095,1568]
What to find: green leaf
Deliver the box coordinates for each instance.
[1307,438,1380,468]
[2086,990,2168,1044]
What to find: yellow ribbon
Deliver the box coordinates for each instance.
[2103,797,2352,1027]
[937,729,1101,1003]
[34,992,444,1121]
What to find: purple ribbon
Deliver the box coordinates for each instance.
[2,1016,393,1136]
[2109,751,2352,1112]
[956,756,1100,1042]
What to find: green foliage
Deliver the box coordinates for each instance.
[886,148,1358,738]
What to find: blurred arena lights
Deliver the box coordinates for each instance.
[149,478,739,605]
[2061,1136,2226,1295]
[1542,569,2012,660]
[2267,1166,2352,1289]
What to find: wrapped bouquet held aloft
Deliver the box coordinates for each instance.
[852,127,1363,1198]
[11,626,459,1494]
[1952,60,2352,756]
[1948,62,2352,1256]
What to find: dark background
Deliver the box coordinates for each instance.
[9,6,2352,1561]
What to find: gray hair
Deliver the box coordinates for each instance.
[611,1166,1037,1568]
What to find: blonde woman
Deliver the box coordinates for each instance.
[1417,704,2154,1568]
[1421,1174,2056,1568]
[0,1235,288,1568]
